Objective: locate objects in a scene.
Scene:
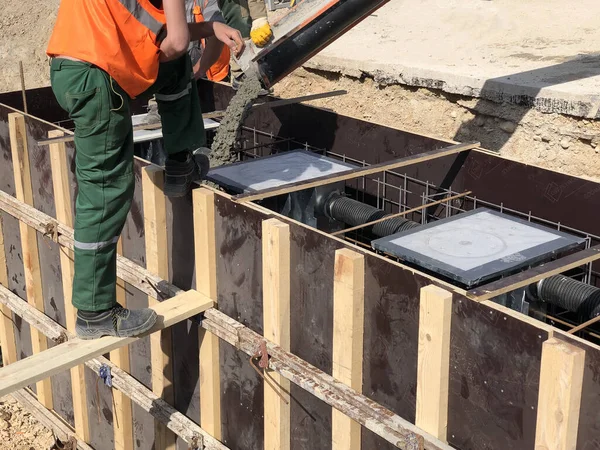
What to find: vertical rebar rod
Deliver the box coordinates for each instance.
[19,61,27,115]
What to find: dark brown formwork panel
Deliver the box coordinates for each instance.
[448,298,548,450]
[22,114,74,424]
[0,106,32,369]
[553,332,600,449]
[361,254,427,450]
[214,195,265,450]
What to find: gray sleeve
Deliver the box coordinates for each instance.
[202,0,225,23]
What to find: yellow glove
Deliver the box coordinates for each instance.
[250,17,273,48]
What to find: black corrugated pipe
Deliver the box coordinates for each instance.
[324,194,420,237]
[534,275,600,319]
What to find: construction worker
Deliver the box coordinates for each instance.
[188,0,232,82]
[46,0,244,339]
[218,0,273,89]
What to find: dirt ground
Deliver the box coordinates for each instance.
[0,396,54,450]
[274,68,600,181]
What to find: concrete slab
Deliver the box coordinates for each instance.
[302,0,600,118]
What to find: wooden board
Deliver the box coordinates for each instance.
[233,142,479,203]
[535,338,585,450]
[262,218,291,450]
[141,166,176,450]
[0,214,17,366]
[332,249,364,450]
[194,189,222,441]
[0,290,214,398]
[467,245,600,301]
[448,296,550,450]
[9,112,53,409]
[416,285,452,441]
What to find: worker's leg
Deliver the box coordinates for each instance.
[50,58,157,338]
[147,54,209,196]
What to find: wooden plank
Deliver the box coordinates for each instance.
[0,284,65,343]
[535,338,585,450]
[262,218,291,450]
[233,142,479,203]
[110,239,134,450]
[0,214,17,366]
[467,245,600,301]
[9,112,53,409]
[141,165,176,450]
[332,248,364,450]
[0,289,213,398]
[12,389,95,450]
[416,285,452,441]
[193,188,222,440]
[48,129,91,444]
[0,280,227,450]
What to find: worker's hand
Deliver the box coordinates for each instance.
[250,17,273,48]
[213,22,245,57]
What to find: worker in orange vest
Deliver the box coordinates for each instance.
[187,0,231,82]
[46,0,244,339]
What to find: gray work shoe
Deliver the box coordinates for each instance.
[75,304,157,340]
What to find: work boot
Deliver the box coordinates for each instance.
[164,149,211,197]
[75,304,157,340]
[232,74,272,96]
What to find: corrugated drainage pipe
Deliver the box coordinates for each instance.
[535,275,600,319]
[324,194,420,237]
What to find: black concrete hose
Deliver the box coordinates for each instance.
[325,194,420,237]
[535,275,600,319]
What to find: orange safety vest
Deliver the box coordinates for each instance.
[193,0,230,82]
[47,0,166,98]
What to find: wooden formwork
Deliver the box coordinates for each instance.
[0,101,600,450]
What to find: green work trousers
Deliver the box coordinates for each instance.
[50,55,205,312]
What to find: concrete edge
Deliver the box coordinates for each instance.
[304,56,600,120]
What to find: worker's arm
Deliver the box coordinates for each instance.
[193,36,225,80]
[159,0,191,62]
[248,0,272,47]
[189,21,244,57]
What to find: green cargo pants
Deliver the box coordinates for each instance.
[50,55,206,312]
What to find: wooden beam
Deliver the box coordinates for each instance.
[535,338,585,450]
[141,166,176,449]
[12,389,94,450]
[111,239,134,450]
[262,218,291,450]
[467,245,600,302]
[0,214,17,366]
[0,284,65,343]
[202,308,452,450]
[0,282,227,450]
[0,289,213,398]
[9,112,53,409]
[332,248,364,450]
[48,129,91,444]
[331,191,471,236]
[193,188,222,439]
[416,285,452,441]
[233,142,479,203]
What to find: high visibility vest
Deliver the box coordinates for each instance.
[193,0,230,82]
[47,0,166,98]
